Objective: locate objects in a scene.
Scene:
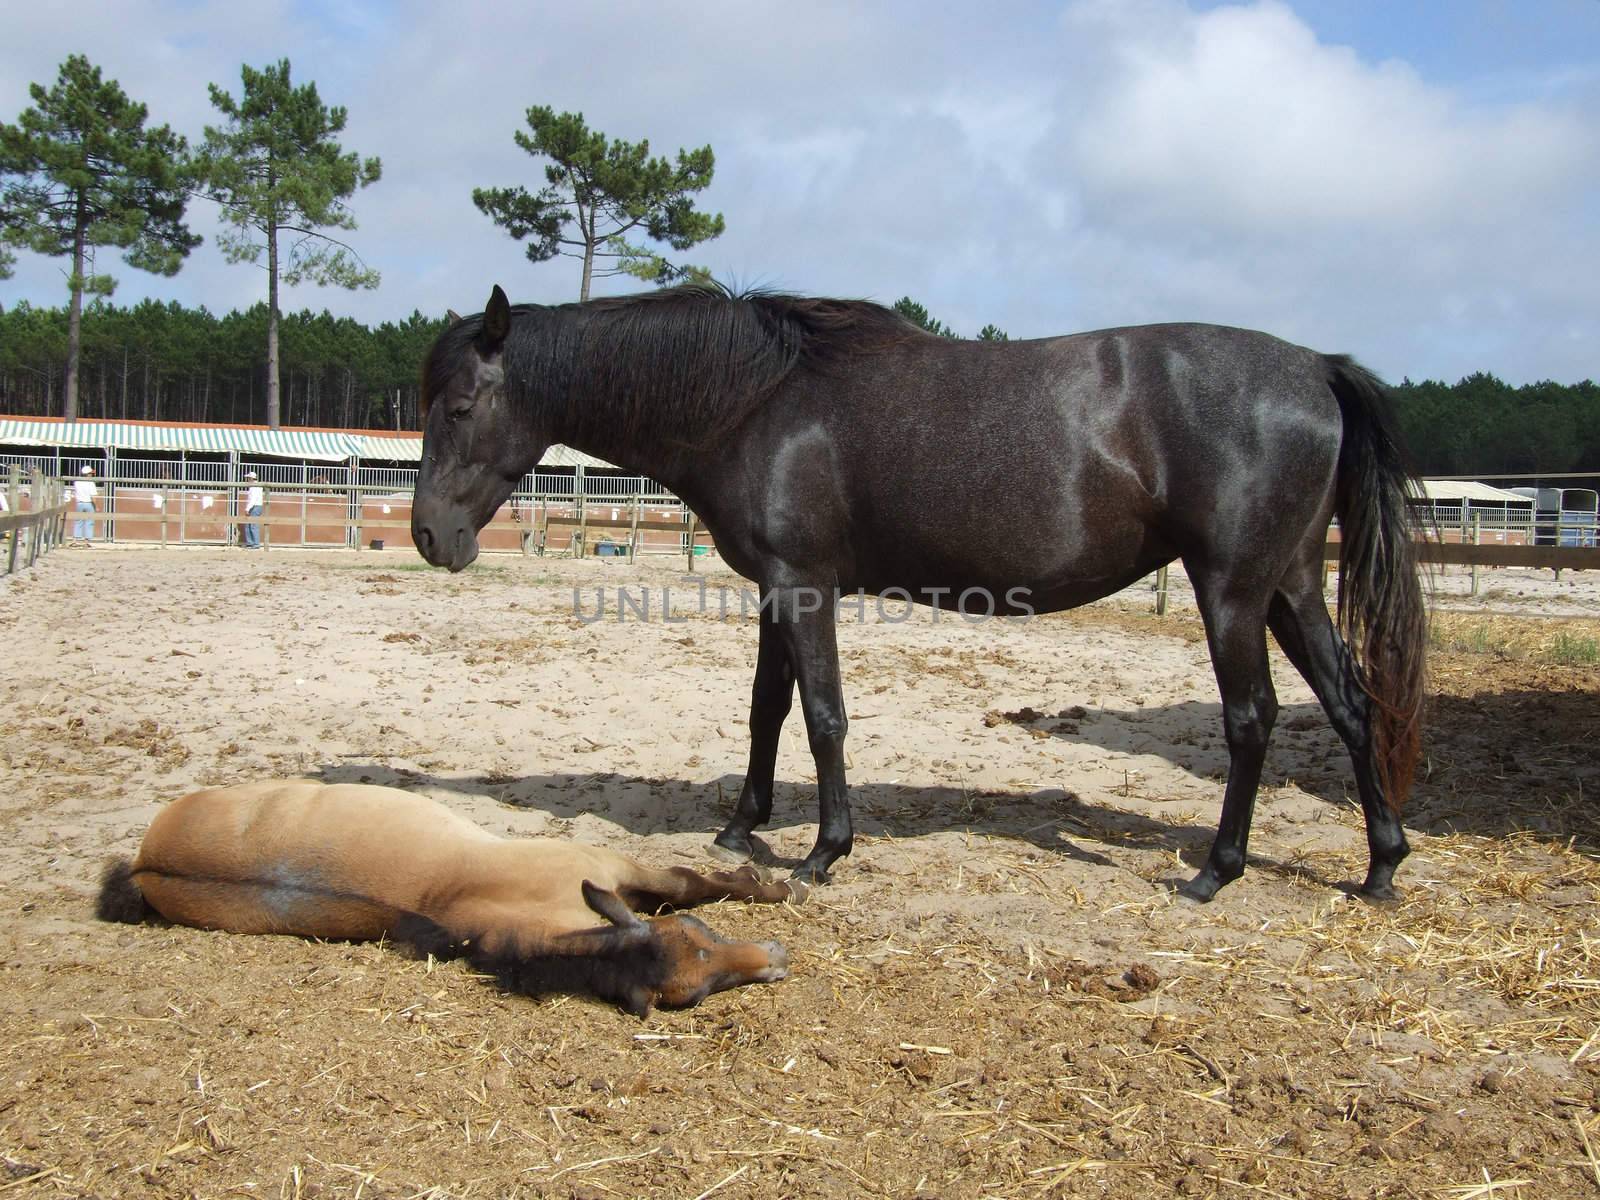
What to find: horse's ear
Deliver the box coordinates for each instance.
[482,285,511,350]
[446,309,462,326]
[582,881,645,931]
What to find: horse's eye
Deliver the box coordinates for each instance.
[449,403,472,421]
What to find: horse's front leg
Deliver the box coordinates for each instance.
[713,606,795,862]
[771,587,851,884]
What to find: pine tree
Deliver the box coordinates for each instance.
[473,107,724,301]
[0,55,198,420]
[892,297,960,339]
[196,58,381,428]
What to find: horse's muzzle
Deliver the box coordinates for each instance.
[412,518,478,572]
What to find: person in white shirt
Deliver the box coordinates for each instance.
[241,471,265,548]
[71,466,98,545]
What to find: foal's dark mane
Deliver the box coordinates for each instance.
[422,284,923,449]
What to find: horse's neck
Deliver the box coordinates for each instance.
[520,306,745,495]
[536,398,707,499]
[555,434,701,497]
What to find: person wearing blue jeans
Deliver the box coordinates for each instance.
[242,471,264,548]
[71,465,99,545]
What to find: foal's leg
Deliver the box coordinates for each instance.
[1183,574,1279,902]
[713,606,796,862]
[1267,563,1410,899]
[614,860,805,910]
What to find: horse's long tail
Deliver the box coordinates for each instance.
[1326,356,1428,814]
[96,858,148,924]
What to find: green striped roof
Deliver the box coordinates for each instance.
[0,418,612,468]
[350,434,609,468]
[0,418,358,461]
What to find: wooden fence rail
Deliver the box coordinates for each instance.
[1,467,68,577]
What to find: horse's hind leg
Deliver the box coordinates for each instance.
[1183,573,1279,902]
[1267,561,1409,899]
[713,607,795,863]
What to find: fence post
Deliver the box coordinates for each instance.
[262,488,271,552]
[26,471,41,567]
[160,488,170,549]
[48,477,60,553]
[628,494,641,565]
[5,465,18,575]
[1153,565,1169,616]
[1470,512,1481,597]
[347,457,359,550]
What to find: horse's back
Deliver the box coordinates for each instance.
[731,320,1343,603]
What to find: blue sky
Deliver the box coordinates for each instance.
[2,0,1596,385]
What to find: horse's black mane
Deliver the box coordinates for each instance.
[422,284,924,449]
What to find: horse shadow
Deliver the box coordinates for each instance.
[955,688,1599,846]
[309,700,1352,892]
[314,684,1598,886]
[312,759,1229,882]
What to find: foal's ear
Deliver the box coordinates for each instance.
[481,284,511,350]
[582,881,645,930]
[446,309,462,326]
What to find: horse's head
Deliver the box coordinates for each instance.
[413,285,549,571]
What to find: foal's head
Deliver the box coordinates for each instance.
[581,882,789,1015]
[413,285,547,571]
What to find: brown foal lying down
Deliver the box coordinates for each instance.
[97,780,800,1015]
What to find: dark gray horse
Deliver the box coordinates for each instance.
[413,284,1426,901]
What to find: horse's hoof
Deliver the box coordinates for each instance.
[790,864,831,887]
[1356,882,1400,906]
[783,878,810,905]
[1178,875,1220,903]
[708,838,753,865]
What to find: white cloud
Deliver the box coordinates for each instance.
[1054,0,1593,233]
[1,1,1595,384]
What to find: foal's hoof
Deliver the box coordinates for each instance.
[783,878,810,905]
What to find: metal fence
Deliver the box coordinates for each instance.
[14,448,1596,559]
[0,453,690,554]
[1417,501,1599,549]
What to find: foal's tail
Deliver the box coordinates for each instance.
[1326,356,1428,814]
[95,858,149,924]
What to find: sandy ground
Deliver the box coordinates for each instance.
[0,546,1597,1198]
